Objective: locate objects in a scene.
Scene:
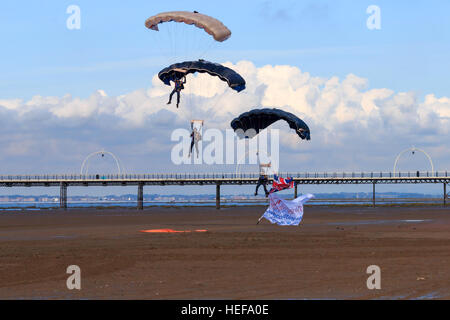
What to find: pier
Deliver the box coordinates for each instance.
[1,171,449,209]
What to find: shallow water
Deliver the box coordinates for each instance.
[414,291,442,300]
[328,219,432,226]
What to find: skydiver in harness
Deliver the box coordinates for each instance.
[189,121,203,158]
[167,73,186,108]
[255,152,271,197]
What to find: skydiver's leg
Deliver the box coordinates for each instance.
[263,183,269,197]
[189,139,194,157]
[255,177,262,196]
[176,91,181,108]
[167,89,176,104]
[255,183,260,196]
[195,141,199,158]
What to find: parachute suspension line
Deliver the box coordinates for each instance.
[180,22,187,60]
[164,23,175,62]
[162,29,172,62]
[185,74,193,112]
[172,22,178,61]
[197,39,216,60]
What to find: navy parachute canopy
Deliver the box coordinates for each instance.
[158,60,246,92]
[230,108,311,140]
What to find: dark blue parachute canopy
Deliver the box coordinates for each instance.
[158,60,246,92]
[230,108,311,140]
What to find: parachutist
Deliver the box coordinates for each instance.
[188,126,202,158]
[255,175,269,197]
[255,154,271,197]
[167,75,186,108]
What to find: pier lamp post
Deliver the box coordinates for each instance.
[80,150,123,176]
[393,146,434,177]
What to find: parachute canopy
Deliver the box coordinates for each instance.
[158,60,246,92]
[145,11,231,42]
[230,108,311,140]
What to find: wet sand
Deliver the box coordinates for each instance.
[0,205,449,299]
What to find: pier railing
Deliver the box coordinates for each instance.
[0,171,448,210]
[0,171,449,181]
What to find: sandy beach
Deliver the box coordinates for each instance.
[0,205,449,300]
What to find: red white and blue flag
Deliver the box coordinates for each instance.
[269,175,294,194]
[261,193,315,226]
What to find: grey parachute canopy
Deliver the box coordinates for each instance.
[145,11,231,42]
[158,60,246,92]
[230,108,311,140]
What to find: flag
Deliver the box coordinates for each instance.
[269,174,294,194]
[262,193,314,226]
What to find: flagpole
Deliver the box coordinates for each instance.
[256,213,265,225]
[257,192,271,224]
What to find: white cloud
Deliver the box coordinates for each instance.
[0,60,449,174]
[0,98,23,110]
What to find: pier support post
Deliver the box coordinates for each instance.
[216,183,221,210]
[444,183,447,206]
[137,182,144,210]
[60,182,67,210]
[372,183,376,207]
[294,182,298,198]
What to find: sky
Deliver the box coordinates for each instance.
[0,0,449,196]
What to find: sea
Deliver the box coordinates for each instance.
[0,197,445,210]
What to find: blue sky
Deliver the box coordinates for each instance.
[1,0,449,99]
[0,0,450,196]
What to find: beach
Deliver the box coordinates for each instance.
[0,205,449,299]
